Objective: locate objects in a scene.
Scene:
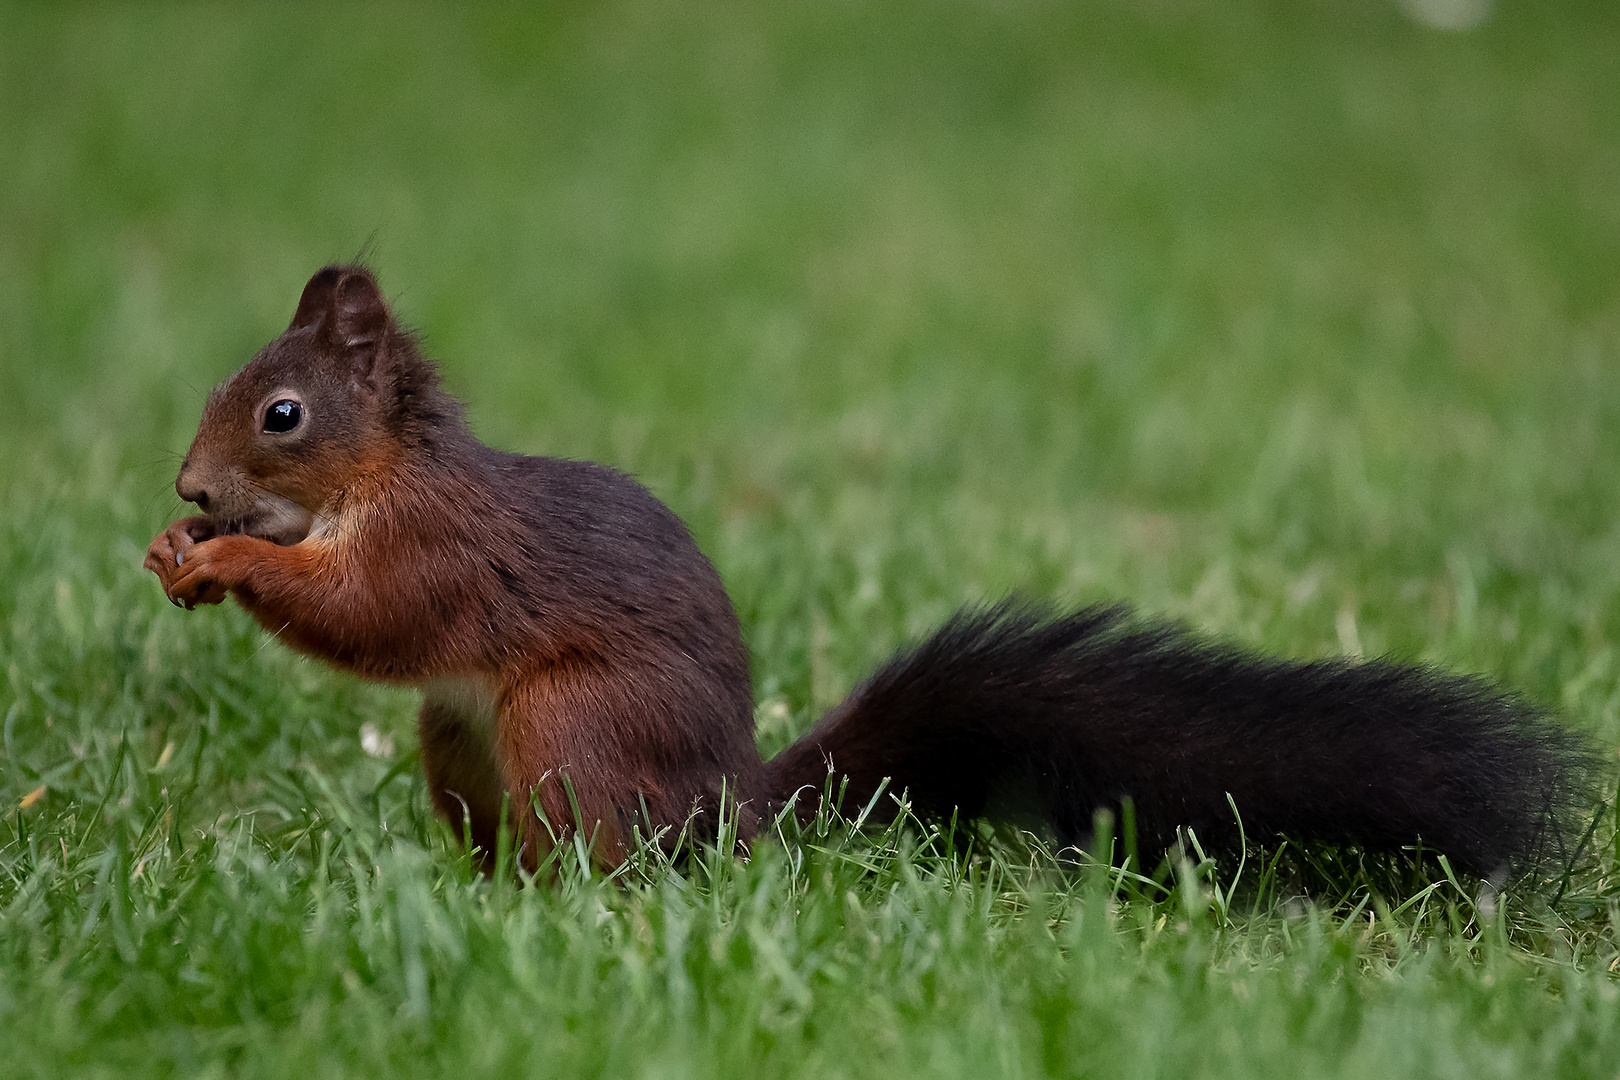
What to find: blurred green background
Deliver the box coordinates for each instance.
[4,2,1620,1076]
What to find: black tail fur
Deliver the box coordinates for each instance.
[764,601,1604,877]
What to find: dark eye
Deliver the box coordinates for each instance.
[263,399,303,433]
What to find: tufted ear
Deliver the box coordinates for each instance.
[327,270,389,350]
[289,266,344,331]
[293,266,393,393]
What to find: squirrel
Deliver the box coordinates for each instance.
[146,264,1601,880]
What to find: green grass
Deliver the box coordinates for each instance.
[5,1,1620,1075]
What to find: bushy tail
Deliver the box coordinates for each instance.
[764,601,1604,877]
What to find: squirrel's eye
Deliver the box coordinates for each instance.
[263,399,303,433]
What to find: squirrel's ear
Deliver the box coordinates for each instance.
[329,271,389,350]
[289,266,344,331]
[317,269,392,392]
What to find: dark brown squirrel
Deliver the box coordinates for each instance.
[146,264,1600,878]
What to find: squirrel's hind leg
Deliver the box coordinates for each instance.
[494,670,640,872]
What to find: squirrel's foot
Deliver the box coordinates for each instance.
[145,518,230,609]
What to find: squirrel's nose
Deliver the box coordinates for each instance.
[176,472,212,512]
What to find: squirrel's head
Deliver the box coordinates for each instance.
[176,265,449,545]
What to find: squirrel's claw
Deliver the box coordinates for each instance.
[168,555,228,608]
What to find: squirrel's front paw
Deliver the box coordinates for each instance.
[145,519,229,609]
[169,540,236,609]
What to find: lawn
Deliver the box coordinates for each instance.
[4,1,1620,1076]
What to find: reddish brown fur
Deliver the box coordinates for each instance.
[148,266,761,869]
